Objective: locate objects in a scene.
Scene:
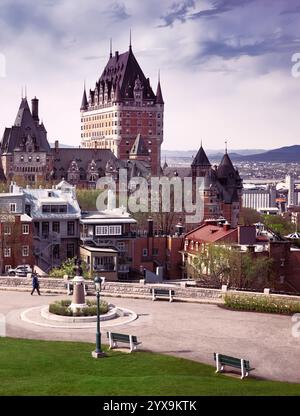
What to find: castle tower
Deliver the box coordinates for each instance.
[190,143,243,228]
[0,97,52,183]
[217,149,243,227]
[80,39,164,175]
[191,144,211,178]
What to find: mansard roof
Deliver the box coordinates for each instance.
[52,148,116,177]
[84,47,160,108]
[191,145,211,167]
[0,97,51,154]
[99,48,156,101]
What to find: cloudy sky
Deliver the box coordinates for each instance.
[0,0,300,151]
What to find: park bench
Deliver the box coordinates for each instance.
[107,331,141,352]
[151,288,175,302]
[214,353,252,379]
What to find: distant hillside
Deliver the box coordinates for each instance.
[233,145,300,162]
[50,142,75,148]
[161,149,266,158]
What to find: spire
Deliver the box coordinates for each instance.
[217,152,236,179]
[130,133,148,156]
[80,83,88,111]
[156,71,164,104]
[225,139,228,154]
[191,144,211,167]
[129,28,132,52]
[110,38,112,58]
[162,156,168,170]
[114,80,122,103]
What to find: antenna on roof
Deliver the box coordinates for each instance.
[158,69,160,83]
[110,38,112,58]
[200,138,203,147]
[25,85,27,98]
[21,86,23,99]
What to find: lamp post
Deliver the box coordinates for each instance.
[92,276,106,358]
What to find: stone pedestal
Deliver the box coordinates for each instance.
[70,275,87,312]
[91,351,106,359]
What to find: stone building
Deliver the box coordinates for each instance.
[80,42,164,175]
[163,144,243,229]
[0,97,52,183]
[9,181,81,272]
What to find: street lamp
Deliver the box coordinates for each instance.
[91,275,106,358]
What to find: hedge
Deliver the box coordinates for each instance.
[49,299,109,317]
[224,293,300,315]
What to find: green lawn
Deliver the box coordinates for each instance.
[0,337,299,396]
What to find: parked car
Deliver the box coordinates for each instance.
[7,265,32,277]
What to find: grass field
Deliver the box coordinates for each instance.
[0,337,299,396]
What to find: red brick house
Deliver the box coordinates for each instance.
[0,213,34,273]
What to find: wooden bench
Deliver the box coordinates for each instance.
[107,331,141,352]
[214,353,252,379]
[151,288,175,302]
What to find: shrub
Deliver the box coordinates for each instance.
[49,299,109,317]
[224,293,300,315]
[49,258,90,279]
[49,302,72,316]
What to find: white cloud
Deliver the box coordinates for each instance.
[0,0,299,151]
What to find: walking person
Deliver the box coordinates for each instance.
[31,272,41,296]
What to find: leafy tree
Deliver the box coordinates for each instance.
[76,189,103,211]
[49,258,89,279]
[262,214,294,237]
[192,243,274,289]
[240,207,262,226]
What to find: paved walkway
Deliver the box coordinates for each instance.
[1,290,299,383]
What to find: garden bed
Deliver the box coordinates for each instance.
[49,299,109,317]
[223,293,300,315]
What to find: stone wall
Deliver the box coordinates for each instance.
[1,276,300,304]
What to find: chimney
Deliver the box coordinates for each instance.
[115,51,119,60]
[175,222,183,236]
[31,97,39,122]
[223,221,231,231]
[147,217,153,237]
[55,140,59,152]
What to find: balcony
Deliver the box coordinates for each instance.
[80,232,136,242]
[93,264,116,272]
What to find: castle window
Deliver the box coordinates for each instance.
[28,156,32,162]
[20,156,24,162]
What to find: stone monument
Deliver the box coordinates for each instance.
[70,258,87,313]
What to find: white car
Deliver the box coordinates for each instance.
[8,265,33,277]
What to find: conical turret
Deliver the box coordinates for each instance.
[80,85,88,111]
